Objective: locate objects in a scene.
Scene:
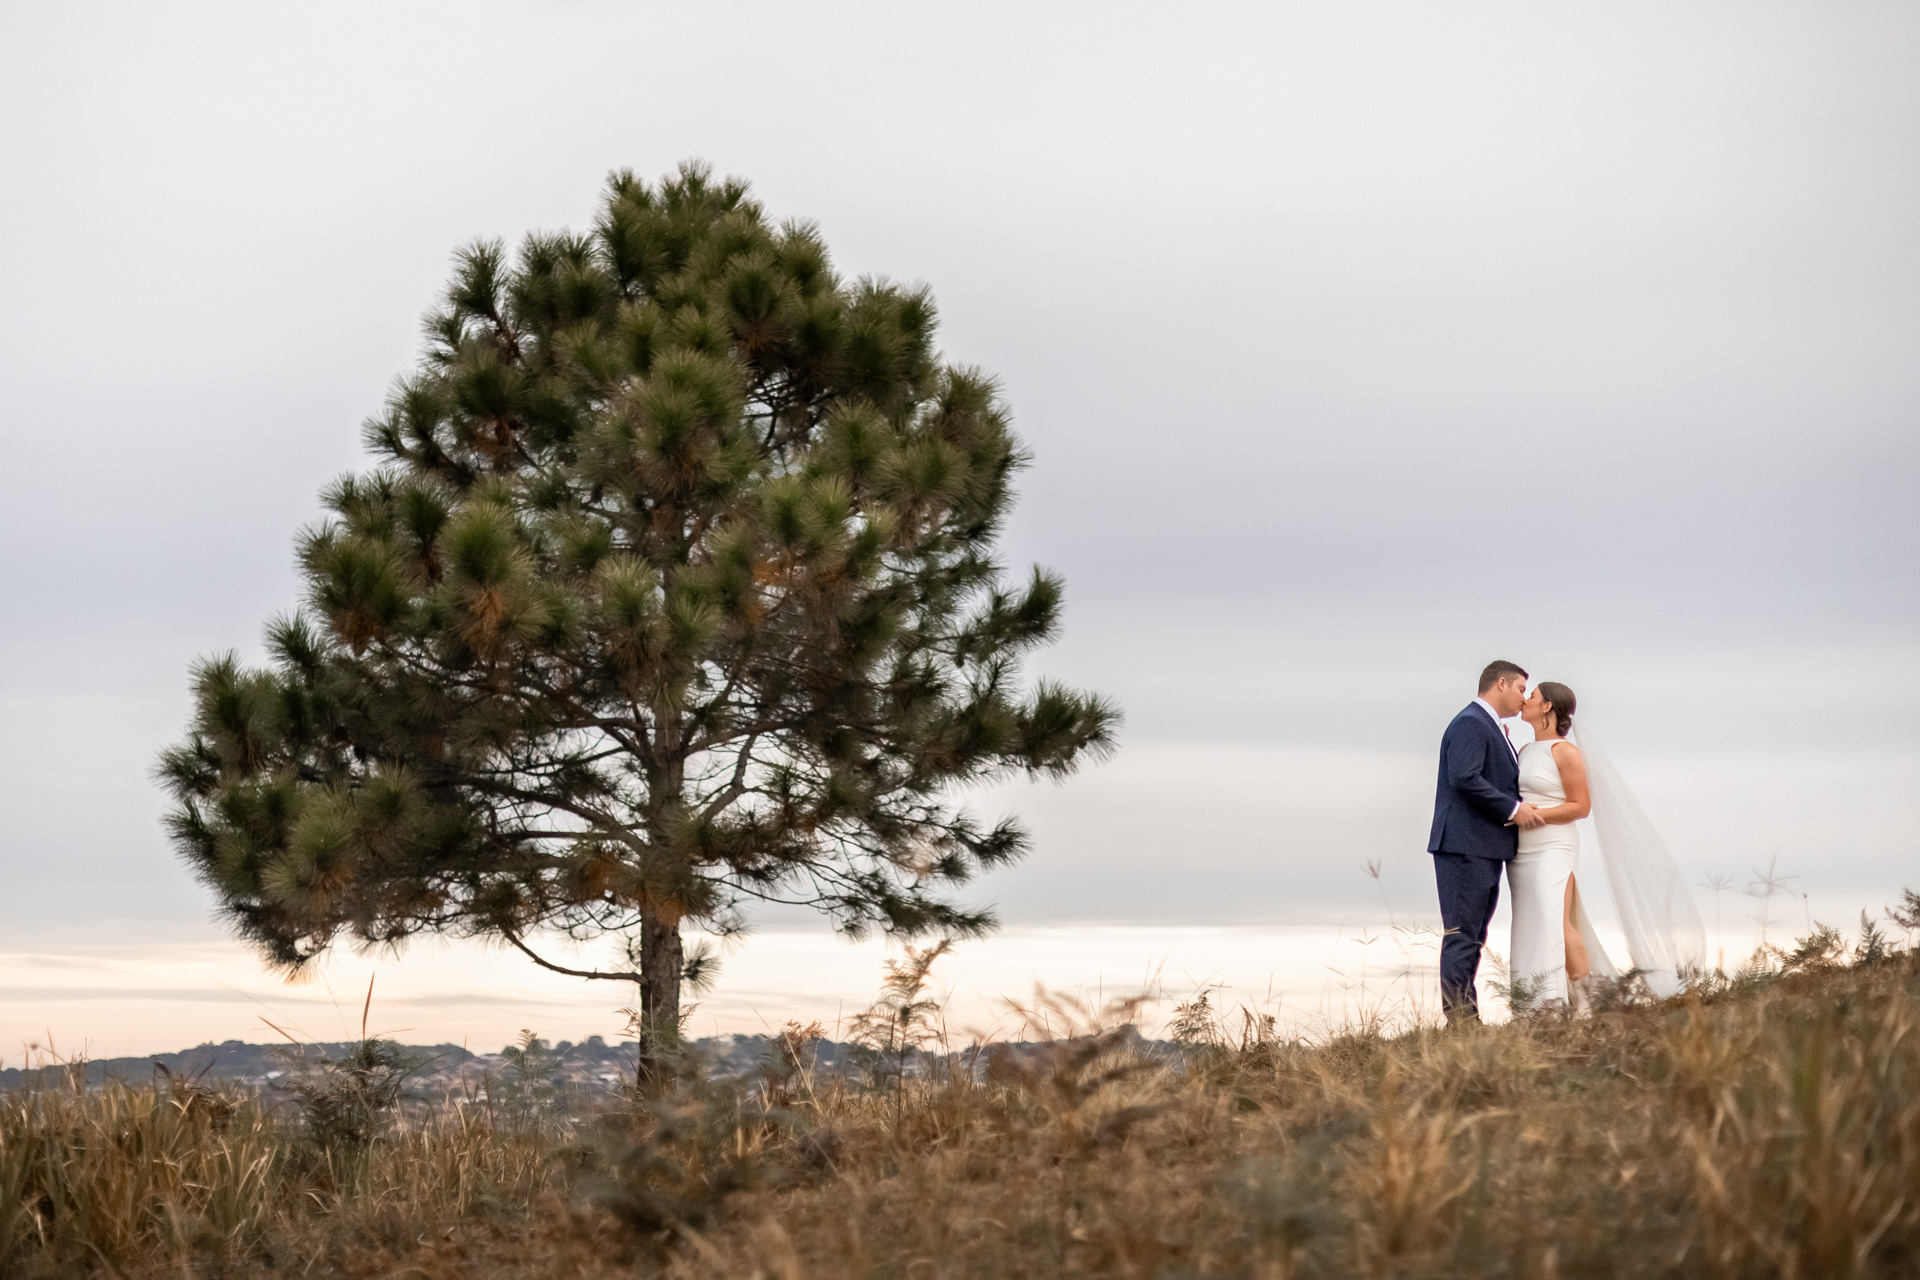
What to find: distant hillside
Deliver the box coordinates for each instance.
[0,1031,879,1093]
[2,1040,478,1092]
[0,1026,1159,1095]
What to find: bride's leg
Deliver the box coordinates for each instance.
[1563,875,1591,981]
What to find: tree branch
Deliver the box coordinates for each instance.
[698,731,762,822]
[503,930,640,984]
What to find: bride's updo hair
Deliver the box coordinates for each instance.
[1537,681,1577,737]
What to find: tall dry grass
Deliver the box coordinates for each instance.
[4,924,1918,1278]
[0,1067,566,1276]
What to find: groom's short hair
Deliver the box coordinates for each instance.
[1478,660,1528,692]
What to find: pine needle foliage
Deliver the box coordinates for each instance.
[277,1038,418,1153]
[155,161,1117,1055]
[849,938,953,1091]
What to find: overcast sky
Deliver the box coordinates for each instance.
[3,2,1915,1051]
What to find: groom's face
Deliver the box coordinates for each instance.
[1486,675,1526,718]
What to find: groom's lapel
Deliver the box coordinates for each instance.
[1472,703,1517,763]
[1487,712,1517,764]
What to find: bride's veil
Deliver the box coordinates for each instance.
[1570,722,1708,998]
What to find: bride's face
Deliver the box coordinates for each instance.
[1520,687,1551,732]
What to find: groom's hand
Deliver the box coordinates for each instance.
[1508,802,1547,830]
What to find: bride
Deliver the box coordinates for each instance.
[1509,682,1605,1012]
[1508,681,1707,1012]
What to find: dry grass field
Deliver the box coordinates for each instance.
[4,908,1918,1279]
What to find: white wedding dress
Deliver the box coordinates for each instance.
[1508,728,1708,1003]
[1510,739,1614,1003]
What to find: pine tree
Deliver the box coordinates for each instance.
[157,162,1117,1076]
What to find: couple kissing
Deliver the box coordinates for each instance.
[1428,659,1646,1024]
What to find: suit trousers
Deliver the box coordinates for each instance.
[1432,852,1505,1021]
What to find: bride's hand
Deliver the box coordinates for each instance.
[1509,802,1548,830]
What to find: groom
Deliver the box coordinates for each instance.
[1428,659,1547,1024]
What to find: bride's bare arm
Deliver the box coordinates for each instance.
[1539,742,1591,824]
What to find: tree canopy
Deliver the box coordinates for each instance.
[157,162,1117,1058]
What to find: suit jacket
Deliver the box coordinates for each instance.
[1427,703,1521,861]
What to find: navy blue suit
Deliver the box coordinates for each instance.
[1428,703,1521,1020]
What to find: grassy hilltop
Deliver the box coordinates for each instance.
[3,914,1918,1279]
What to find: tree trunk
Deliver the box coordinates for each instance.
[635,904,684,1091]
[637,715,687,1092]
